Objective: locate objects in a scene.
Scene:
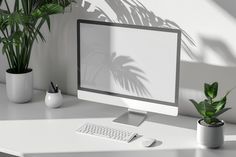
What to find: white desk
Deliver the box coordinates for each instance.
[0,84,236,157]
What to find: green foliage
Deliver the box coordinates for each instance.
[0,0,74,73]
[189,82,232,125]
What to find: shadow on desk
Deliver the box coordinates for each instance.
[147,113,236,135]
[1,85,236,136]
[0,94,126,121]
[23,146,236,157]
[147,113,197,130]
[223,140,236,150]
[0,152,18,157]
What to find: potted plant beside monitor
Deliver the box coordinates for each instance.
[189,82,232,148]
[0,0,73,103]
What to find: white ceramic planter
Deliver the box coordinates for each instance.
[45,90,63,108]
[197,119,224,148]
[6,69,33,103]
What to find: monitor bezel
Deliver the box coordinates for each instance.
[77,19,181,112]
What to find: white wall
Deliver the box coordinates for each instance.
[1,0,236,123]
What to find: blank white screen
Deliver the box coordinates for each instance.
[80,23,179,105]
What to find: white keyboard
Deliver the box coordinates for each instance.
[76,123,137,143]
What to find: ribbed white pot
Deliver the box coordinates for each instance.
[197,119,224,148]
[6,69,33,103]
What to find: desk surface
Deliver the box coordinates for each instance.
[0,84,236,157]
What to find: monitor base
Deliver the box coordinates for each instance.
[113,109,147,127]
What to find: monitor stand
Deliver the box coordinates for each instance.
[113,109,147,127]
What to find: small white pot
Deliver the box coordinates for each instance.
[6,69,33,103]
[45,90,63,108]
[197,119,224,148]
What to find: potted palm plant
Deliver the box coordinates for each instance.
[189,82,232,148]
[0,0,73,103]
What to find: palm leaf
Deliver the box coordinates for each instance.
[21,0,30,14]
[32,3,64,18]
[0,0,74,73]
[14,0,19,12]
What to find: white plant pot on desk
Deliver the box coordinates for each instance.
[45,90,63,108]
[197,119,224,148]
[6,69,33,103]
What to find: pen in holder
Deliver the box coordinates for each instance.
[45,82,63,108]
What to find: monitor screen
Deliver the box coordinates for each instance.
[78,20,181,115]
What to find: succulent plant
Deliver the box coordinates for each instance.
[190,82,232,126]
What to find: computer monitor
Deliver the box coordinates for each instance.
[77,19,181,126]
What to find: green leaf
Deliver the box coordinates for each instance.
[45,16,51,31]
[190,99,205,116]
[14,0,19,12]
[204,83,210,98]
[211,82,218,97]
[0,0,74,73]
[32,4,64,18]
[204,82,218,99]
[21,0,30,14]
[201,100,216,117]
[212,96,226,111]
[204,117,220,125]
[214,108,231,117]
[203,117,212,124]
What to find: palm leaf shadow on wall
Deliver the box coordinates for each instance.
[108,52,151,97]
[197,36,236,66]
[82,51,151,97]
[81,0,196,58]
[78,0,195,97]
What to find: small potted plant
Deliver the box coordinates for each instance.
[189,82,232,148]
[0,0,73,103]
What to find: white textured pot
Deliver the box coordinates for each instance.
[197,119,224,148]
[45,90,63,108]
[6,69,33,103]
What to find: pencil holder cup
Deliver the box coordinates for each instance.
[45,90,63,108]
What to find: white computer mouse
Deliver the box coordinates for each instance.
[141,138,156,147]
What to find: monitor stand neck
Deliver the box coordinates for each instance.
[113,108,147,127]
